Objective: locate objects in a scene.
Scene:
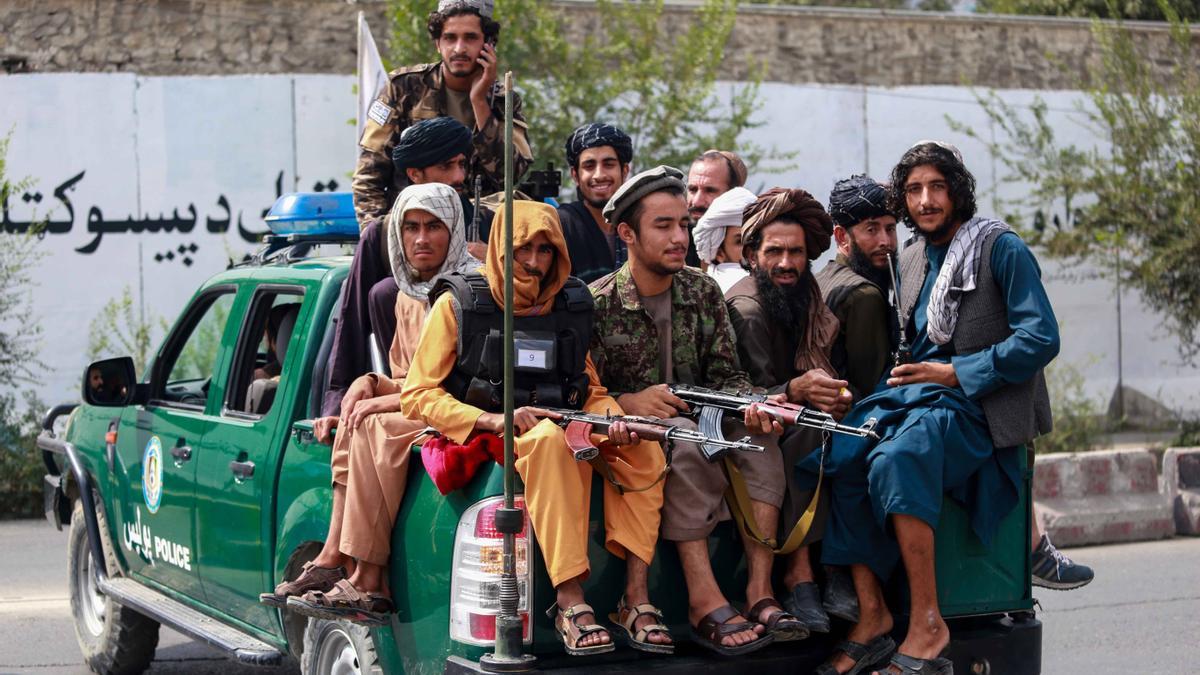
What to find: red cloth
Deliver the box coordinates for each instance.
[419,432,504,495]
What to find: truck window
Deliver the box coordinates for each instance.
[225,287,306,417]
[157,290,236,409]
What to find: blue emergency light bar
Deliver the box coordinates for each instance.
[264,192,359,237]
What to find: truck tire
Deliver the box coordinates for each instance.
[68,498,160,674]
[301,618,382,675]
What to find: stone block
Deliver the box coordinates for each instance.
[1034,449,1175,547]
[1161,447,1200,536]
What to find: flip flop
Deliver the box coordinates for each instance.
[286,579,393,626]
[608,596,674,654]
[877,652,954,674]
[814,634,896,675]
[689,604,774,657]
[747,597,809,642]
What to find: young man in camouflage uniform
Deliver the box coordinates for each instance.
[351,0,533,233]
[589,166,804,656]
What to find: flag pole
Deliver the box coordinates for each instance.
[479,70,535,673]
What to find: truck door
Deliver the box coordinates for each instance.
[116,286,238,601]
[195,286,307,633]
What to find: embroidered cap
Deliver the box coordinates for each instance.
[603,165,685,228]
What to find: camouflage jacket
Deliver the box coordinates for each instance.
[588,264,752,395]
[351,62,534,229]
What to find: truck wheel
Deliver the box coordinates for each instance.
[68,498,160,674]
[301,618,382,675]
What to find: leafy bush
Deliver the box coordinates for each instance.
[0,393,46,519]
[1036,358,1112,454]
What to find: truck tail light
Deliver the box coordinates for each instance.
[450,495,533,646]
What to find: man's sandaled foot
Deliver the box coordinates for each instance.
[260,560,346,608]
[783,582,832,634]
[748,597,808,642]
[690,604,774,656]
[877,653,953,675]
[609,596,674,654]
[286,579,393,626]
[547,602,615,656]
[814,635,896,675]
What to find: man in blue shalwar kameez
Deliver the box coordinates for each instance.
[804,142,1060,675]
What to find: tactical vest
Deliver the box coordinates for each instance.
[431,271,594,412]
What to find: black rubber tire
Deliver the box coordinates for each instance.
[301,617,382,675]
[68,498,160,674]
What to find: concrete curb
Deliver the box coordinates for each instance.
[1034,449,1175,547]
[1161,447,1200,536]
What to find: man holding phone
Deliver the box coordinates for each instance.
[352,0,533,237]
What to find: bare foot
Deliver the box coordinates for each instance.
[619,598,672,646]
[828,608,893,673]
[557,584,610,649]
[689,604,764,648]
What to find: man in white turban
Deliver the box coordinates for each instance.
[691,186,756,294]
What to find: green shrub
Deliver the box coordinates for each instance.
[1036,358,1112,454]
[0,394,46,519]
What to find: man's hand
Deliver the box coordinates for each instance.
[604,419,639,447]
[466,240,487,261]
[887,361,959,388]
[477,407,559,436]
[313,416,338,445]
[743,402,784,436]
[469,42,498,114]
[617,384,689,419]
[337,377,376,430]
[346,396,395,431]
[786,369,851,413]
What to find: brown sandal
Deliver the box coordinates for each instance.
[747,597,809,642]
[690,604,774,656]
[546,602,615,656]
[608,596,674,654]
[259,561,346,608]
[286,579,394,626]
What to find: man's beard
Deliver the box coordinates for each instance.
[914,211,957,244]
[847,240,892,290]
[754,266,812,331]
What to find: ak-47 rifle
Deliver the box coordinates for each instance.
[887,251,912,366]
[667,384,880,460]
[535,408,763,462]
[469,174,483,244]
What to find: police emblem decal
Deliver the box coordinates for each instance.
[142,437,163,514]
[367,100,392,127]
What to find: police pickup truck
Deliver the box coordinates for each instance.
[39,193,1041,674]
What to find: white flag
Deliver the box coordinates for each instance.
[357,11,388,145]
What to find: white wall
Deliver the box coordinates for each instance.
[2,74,1196,417]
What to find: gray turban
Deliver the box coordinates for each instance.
[391,117,472,172]
[827,175,890,227]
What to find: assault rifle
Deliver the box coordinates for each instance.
[469,174,483,244]
[667,384,880,460]
[534,408,763,462]
[887,251,912,366]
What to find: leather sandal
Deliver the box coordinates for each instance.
[878,652,954,675]
[546,602,615,656]
[259,561,346,608]
[747,597,808,642]
[814,634,896,675]
[608,595,674,654]
[690,604,774,656]
[286,579,394,626]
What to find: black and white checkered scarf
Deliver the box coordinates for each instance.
[926,216,1011,345]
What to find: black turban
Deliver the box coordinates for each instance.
[564,123,633,169]
[828,174,890,227]
[392,116,473,171]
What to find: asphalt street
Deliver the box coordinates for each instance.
[0,517,1196,674]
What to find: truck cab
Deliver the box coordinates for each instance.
[41,193,1040,675]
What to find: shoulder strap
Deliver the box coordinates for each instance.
[559,277,594,313]
[429,271,496,314]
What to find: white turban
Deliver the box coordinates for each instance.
[692,186,756,263]
[386,183,481,302]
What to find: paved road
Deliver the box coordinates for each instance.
[1,517,1196,674]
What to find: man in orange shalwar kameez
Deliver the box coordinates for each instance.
[400,200,674,656]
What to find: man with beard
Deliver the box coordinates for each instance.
[724,188,852,637]
[557,123,634,283]
[685,149,748,266]
[352,0,532,230]
[400,201,672,656]
[590,167,800,656]
[816,175,899,402]
[800,142,1061,675]
[263,183,480,625]
[321,117,476,417]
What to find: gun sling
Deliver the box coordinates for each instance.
[720,433,828,556]
[564,420,671,495]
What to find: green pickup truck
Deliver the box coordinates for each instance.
[39,192,1041,674]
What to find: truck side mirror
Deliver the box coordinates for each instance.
[82,357,142,407]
